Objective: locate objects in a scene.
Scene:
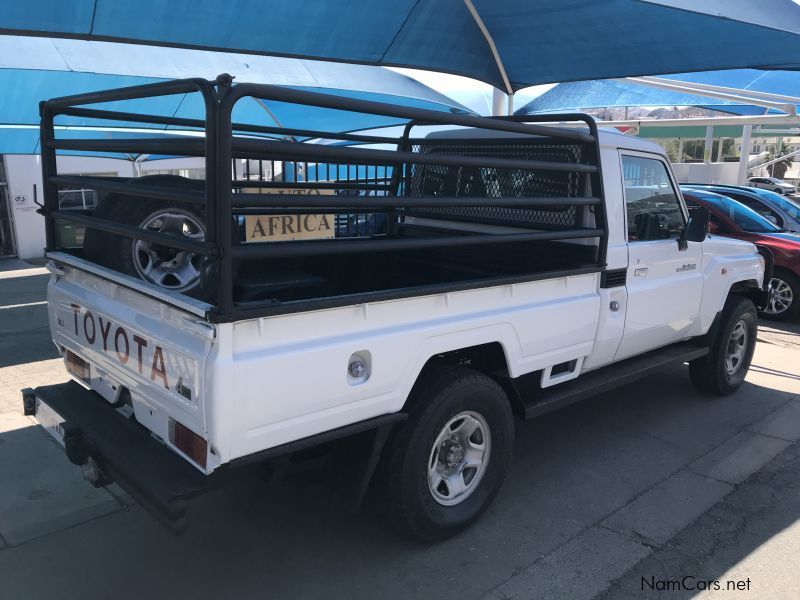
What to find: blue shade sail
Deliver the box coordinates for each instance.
[2,0,800,90]
[516,70,800,116]
[660,69,800,96]
[0,63,472,155]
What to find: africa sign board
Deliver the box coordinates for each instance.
[243,186,336,242]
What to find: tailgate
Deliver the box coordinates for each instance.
[46,259,215,450]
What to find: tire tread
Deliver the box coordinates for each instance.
[690,295,757,395]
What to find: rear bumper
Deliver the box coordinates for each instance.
[22,381,210,534]
[22,381,406,534]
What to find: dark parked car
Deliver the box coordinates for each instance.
[685,184,800,233]
[682,187,800,321]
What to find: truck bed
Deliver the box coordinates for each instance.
[234,238,598,304]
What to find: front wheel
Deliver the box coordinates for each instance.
[689,296,758,395]
[382,366,514,541]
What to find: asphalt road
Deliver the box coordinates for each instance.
[598,442,800,600]
[1,258,799,600]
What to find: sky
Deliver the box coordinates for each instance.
[389,67,554,115]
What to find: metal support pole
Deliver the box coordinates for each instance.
[750,146,800,171]
[737,125,753,185]
[677,138,684,163]
[492,88,507,116]
[464,0,515,115]
[704,125,714,163]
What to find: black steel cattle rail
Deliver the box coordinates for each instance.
[40,74,607,322]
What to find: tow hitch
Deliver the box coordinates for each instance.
[81,456,112,487]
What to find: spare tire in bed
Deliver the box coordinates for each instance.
[83,175,212,299]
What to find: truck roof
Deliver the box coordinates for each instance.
[423,124,665,155]
[596,128,664,153]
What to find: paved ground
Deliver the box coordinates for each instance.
[1,257,799,599]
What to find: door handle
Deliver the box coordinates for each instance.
[634,267,649,277]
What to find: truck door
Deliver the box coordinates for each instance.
[615,152,703,360]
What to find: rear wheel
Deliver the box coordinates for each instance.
[761,270,800,321]
[382,366,514,541]
[689,296,758,395]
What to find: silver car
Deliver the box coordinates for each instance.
[747,176,797,195]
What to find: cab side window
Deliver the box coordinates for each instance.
[621,155,685,242]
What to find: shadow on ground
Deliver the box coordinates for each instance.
[0,416,122,547]
[0,273,58,368]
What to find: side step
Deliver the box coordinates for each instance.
[517,342,709,419]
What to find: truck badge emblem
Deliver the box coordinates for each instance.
[176,377,192,401]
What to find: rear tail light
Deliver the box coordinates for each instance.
[65,350,90,380]
[168,418,208,469]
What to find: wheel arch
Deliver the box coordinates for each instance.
[771,264,797,279]
[728,278,767,311]
[405,342,525,418]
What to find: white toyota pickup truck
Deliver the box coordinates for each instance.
[24,76,769,540]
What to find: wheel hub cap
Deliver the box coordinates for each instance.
[132,209,206,292]
[442,440,465,469]
[427,411,491,507]
[725,320,748,376]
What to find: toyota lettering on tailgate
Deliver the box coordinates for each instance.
[66,303,170,390]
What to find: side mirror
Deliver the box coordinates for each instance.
[686,207,710,242]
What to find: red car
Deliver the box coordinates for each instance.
[682,188,800,321]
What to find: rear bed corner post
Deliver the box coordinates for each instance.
[39,100,59,251]
[215,75,236,317]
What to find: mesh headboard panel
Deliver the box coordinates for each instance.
[406,139,589,230]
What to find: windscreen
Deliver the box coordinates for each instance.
[702,195,781,233]
[756,189,800,220]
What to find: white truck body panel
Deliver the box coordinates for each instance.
[211,272,601,462]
